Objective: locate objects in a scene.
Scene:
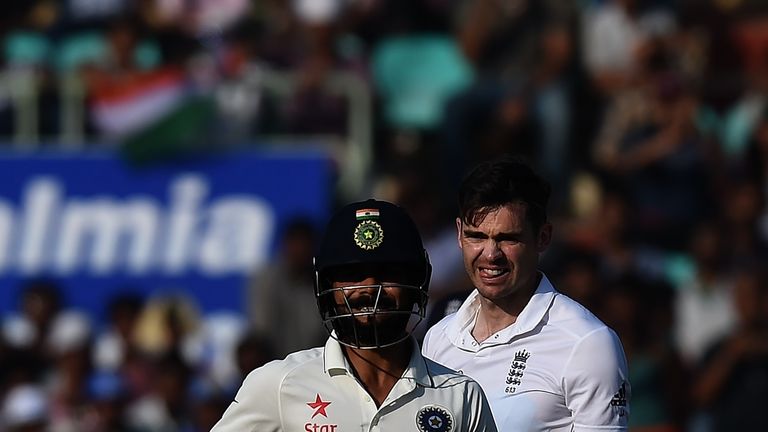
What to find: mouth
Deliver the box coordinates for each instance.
[478,267,510,280]
[346,296,398,314]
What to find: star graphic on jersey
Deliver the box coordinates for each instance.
[429,416,443,428]
[307,394,331,419]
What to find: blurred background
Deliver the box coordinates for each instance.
[0,0,767,431]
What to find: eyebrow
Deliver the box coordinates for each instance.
[462,228,523,241]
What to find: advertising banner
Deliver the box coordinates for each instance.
[0,149,332,318]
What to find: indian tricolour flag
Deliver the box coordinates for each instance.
[90,66,186,139]
[356,209,380,219]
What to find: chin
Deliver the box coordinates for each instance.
[477,284,516,299]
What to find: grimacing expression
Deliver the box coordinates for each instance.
[457,203,551,302]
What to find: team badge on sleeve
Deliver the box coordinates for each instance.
[416,405,453,432]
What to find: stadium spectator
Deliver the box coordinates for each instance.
[131,293,201,361]
[672,221,736,366]
[439,0,582,209]
[592,69,717,250]
[0,384,49,432]
[46,311,93,432]
[125,352,193,432]
[1,1,768,431]
[247,217,326,358]
[600,277,690,431]
[231,331,276,390]
[740,110,768,241]
[5,279,65,353]
[80,14,182,139]
[92,292,145,373]
[80,371,132,432]
[691,268,768,431]
[581,0,674,96]
[718,180,768,270]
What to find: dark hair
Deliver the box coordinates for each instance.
[458,157,551,232]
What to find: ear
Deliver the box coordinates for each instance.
[455,217,463,250]
[537,222,552,252]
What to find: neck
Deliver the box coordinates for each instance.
[472,299,518,342]
[472,273,541,343]
[343,340,412,407]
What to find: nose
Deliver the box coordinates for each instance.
[345,276,381,305]
[482,240,503,260]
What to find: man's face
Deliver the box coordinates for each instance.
[332,280,398,317]
[325,264,421,347]
[457,203,551,304]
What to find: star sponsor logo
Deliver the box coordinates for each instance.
[307,394,331,419]
[305,394,338,432]
[304,424,338,432]
[416,405,453,432]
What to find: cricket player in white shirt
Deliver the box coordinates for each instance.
[422,158,630,431]
[212,199,497,432]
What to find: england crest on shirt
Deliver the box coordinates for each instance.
[505,349,531,394]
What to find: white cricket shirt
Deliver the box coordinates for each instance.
[422,274,630,431]
[212,336,497,432]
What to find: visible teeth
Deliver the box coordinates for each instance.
[484,269,504,276]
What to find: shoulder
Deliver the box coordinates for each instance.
[541,292,626,366]
[239,347,324,394]
[422,312,459,355]
[547,292,611,339]
[213,347,324,430]
[425,311,457,338]
[560,319,628,386]
[423,355,460,377]
[422,356,482,389]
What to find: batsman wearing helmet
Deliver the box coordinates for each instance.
[212,199,497,432]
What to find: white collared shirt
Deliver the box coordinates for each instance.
[212,336,497,432]
[422,275,630,431]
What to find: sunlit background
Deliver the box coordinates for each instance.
[0,0,767,431]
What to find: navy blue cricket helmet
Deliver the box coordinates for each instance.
[314,199,431,348]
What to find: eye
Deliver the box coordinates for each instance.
[495,233,523,244]
[327,267,367,284]
[463,231,486,240]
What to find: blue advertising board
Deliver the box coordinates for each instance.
[0,149,332,319]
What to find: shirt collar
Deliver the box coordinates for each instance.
[448,273,558,347]
[323,334,433,388]
[323,334,349,374]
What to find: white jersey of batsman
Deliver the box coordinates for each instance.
[212,336,497,432]
[422,274,630,431]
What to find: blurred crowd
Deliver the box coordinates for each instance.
[2,0,768,431]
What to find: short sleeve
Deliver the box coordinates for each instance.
[563,326,630,431]
[211,361,283,432]
[422,325,436,357]
[462,379,499,432]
